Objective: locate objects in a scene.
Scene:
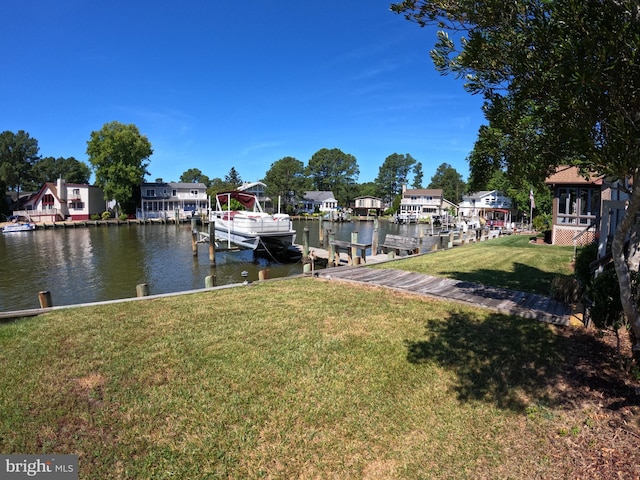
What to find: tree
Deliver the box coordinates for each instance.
[30,156,91,188]
[357,182,379,198]
[86,121,152,215]
[427,163,466,203]
[374,153,416,202]
[306,148,359,207]
[180,168,210,186]
[262,157,308,213]
[391,0,640,355]
[0,130,39,195]
[412,162,424,189]
[224,167,242,189]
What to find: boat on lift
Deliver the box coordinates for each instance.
[209,191,296,255]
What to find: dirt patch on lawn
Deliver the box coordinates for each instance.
[544,326,640,479]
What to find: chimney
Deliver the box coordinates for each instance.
[57,178,67,201]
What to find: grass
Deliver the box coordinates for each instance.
[0,237,583,478]
[375,235,575,295]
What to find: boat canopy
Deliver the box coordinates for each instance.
[216,191,257,210]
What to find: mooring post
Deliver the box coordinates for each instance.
[38,291,52,308]
[205,275,216,288]
[209,220,216,266]
[303,227,310,257]
[258,269,270,281]
[350,231,358,265]
[372,217,379,255]
[136,283,149,297]
[328,230,336,266]
[319,216,324,244]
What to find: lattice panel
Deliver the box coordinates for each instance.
[553,227,596,246]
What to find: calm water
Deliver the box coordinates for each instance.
[0,219,436,312]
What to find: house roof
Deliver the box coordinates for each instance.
[403,188,443,197]
[304,191,336,202]
[141,182,207,189]
[545,166,604,185]
[463,190,498,200]
[354,195,382,200]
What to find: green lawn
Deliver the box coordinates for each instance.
[376,235,576,295]
[0,274,581,479]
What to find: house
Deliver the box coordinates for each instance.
[459,190,512,228]
[352,196,384,216]
[545,166,631,251]
[139,181,209,219]
[399,186,457,220]
[300,191,338,214]
[238,182,268,204]
[17,179,105,222]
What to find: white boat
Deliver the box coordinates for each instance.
[2,222,36,233]
[210,191,296,254]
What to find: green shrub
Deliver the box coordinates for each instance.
[90,214,100,221]
[101,211,111,220]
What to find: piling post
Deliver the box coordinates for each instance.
[372,217,379,254]
[350,231,358,265]
[258,269,270,281]
[205,275,216,288]
[209,220,216,266]
[38,291,52,308]
[303,227,310,257]
[136,283,149,297]
[448,231,454,249]
[191,229,198,256]
[328,230,336,266]
[319,216,324,244]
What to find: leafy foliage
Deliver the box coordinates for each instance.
[180,168,210,186]
[262,157,309,212]
[86,121,152,215]
[29,156,91,188]
[0,130,39,194]
[427,162,466,203]
[374,153,416,202]
[306,148,359,207]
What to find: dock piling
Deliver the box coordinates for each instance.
[38,291,52,308]
[136,283,149,297]
[208,220,216,266]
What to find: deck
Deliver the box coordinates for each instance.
[315,266,572,326]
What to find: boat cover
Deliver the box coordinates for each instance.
[216,191,256,209]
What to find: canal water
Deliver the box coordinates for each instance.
[0,219,437,312]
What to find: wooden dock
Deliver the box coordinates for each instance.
[315,267,572,326]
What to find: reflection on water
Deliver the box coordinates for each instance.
[0,219,435,312]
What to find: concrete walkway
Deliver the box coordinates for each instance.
[315,265,573,326]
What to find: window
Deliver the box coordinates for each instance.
[146,189,155,197]
[69,201,84,210]
[191,190,199,197]
[557,187,600,225]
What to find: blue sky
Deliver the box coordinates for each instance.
[2,1,486,186]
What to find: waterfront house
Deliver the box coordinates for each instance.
[139,181,209,220]
[17,179,105,222]
[352,196,384,216]
[300,191,338,214]
[459,190,512,228]
[545,166,630,252]
[399,186,457,221]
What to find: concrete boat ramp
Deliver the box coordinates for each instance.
[314,264,572,326]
